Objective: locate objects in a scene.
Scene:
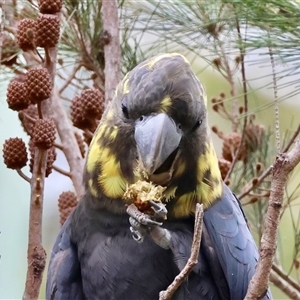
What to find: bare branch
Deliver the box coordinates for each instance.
[50,88,84,197]
[270,270,300,300]
[16,168,31,183]
[245,134,300,299]
[272,264,300,294]
[159,204,204,300]
[101,0,121,105]
[53,165,72,178]
[23,148,47,300]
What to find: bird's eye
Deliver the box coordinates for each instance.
[122,101,129,119]
[191,120,202,132]
[177,123,182,130]
[139,116,144,121]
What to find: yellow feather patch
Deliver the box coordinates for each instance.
[88,179,98,197]
[170,141,222,217]
[160,95,172,113]
[141,53,190,70]
[97,149,127,198]
[163,185,177,201]
[171,192,196,219]
[203,91,207,107]
[86,137,102,173]
[122,72,130,95]
[109,126,118,141]
[173,159,186,179]
[106,109,114,121]
[196,142,222,208]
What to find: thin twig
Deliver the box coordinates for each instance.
[58,63,82,94]
[270,270,300,300]
[53,165,71,178]
[269,46,281,154]
[272,263,300,293]
[159,204,204,300]
[224,17,248,182]
[54,142,64,151]
[16,168,31,183]
[238,124,300,200]
[245,135,300,299]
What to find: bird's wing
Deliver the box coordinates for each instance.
[46,215,84,300]
[203,184,272,300]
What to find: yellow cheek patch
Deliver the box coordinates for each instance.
[173,159,186,179]
[88,179,98,197]
[160,95,172,113]
[97,151,127,198]
[86,138,102,173]
[196,142,222,207]
[109,126,118,141]
[171,192,196,218]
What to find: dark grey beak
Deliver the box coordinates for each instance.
[134,113,182,175]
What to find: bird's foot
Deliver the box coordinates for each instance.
[126,202,171,249]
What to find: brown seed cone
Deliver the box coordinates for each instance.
[3,138,28,169]
[222,132,247,162]
[218,158,231,180]
[29,139,56,177]
[1,34,18,66]
[32,119,56,149]
[19,105,38,136]
[25,67,52,104]
[74,132,86,158]
[38,0,63,14]
[59,206,75,226]
[17,18,36,51]
[245,123,265,152]
[81,89,105,119]
[58,191,77,211]
[46,146,56,177]
[7,80,30,111]
[70,96,93,130]
[34,14,60,48]
[58,191,77,225]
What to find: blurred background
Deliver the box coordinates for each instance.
[1,0,300,299]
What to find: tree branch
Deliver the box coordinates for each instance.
[270,270,300,300]
[101,0,121,105]
[23,148,47,300]
[272,263,300,294]
[238,124,300,200]
[245,134,300,299]
[159,204,204,300]
[50,88,84,197]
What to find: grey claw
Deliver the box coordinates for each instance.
[127,203,163,227]
[149,200,167,220]
[130,226,144,243]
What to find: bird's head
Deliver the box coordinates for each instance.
[85,53,223,218]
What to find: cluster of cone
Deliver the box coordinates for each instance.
[1,0,73,224]
[2,0,107,225]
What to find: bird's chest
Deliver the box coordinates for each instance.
[75,215,180,300]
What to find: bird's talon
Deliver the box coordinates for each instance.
[130,227,144,243]
[149,200,167,220]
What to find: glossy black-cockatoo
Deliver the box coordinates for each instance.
[47,53,272,300]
